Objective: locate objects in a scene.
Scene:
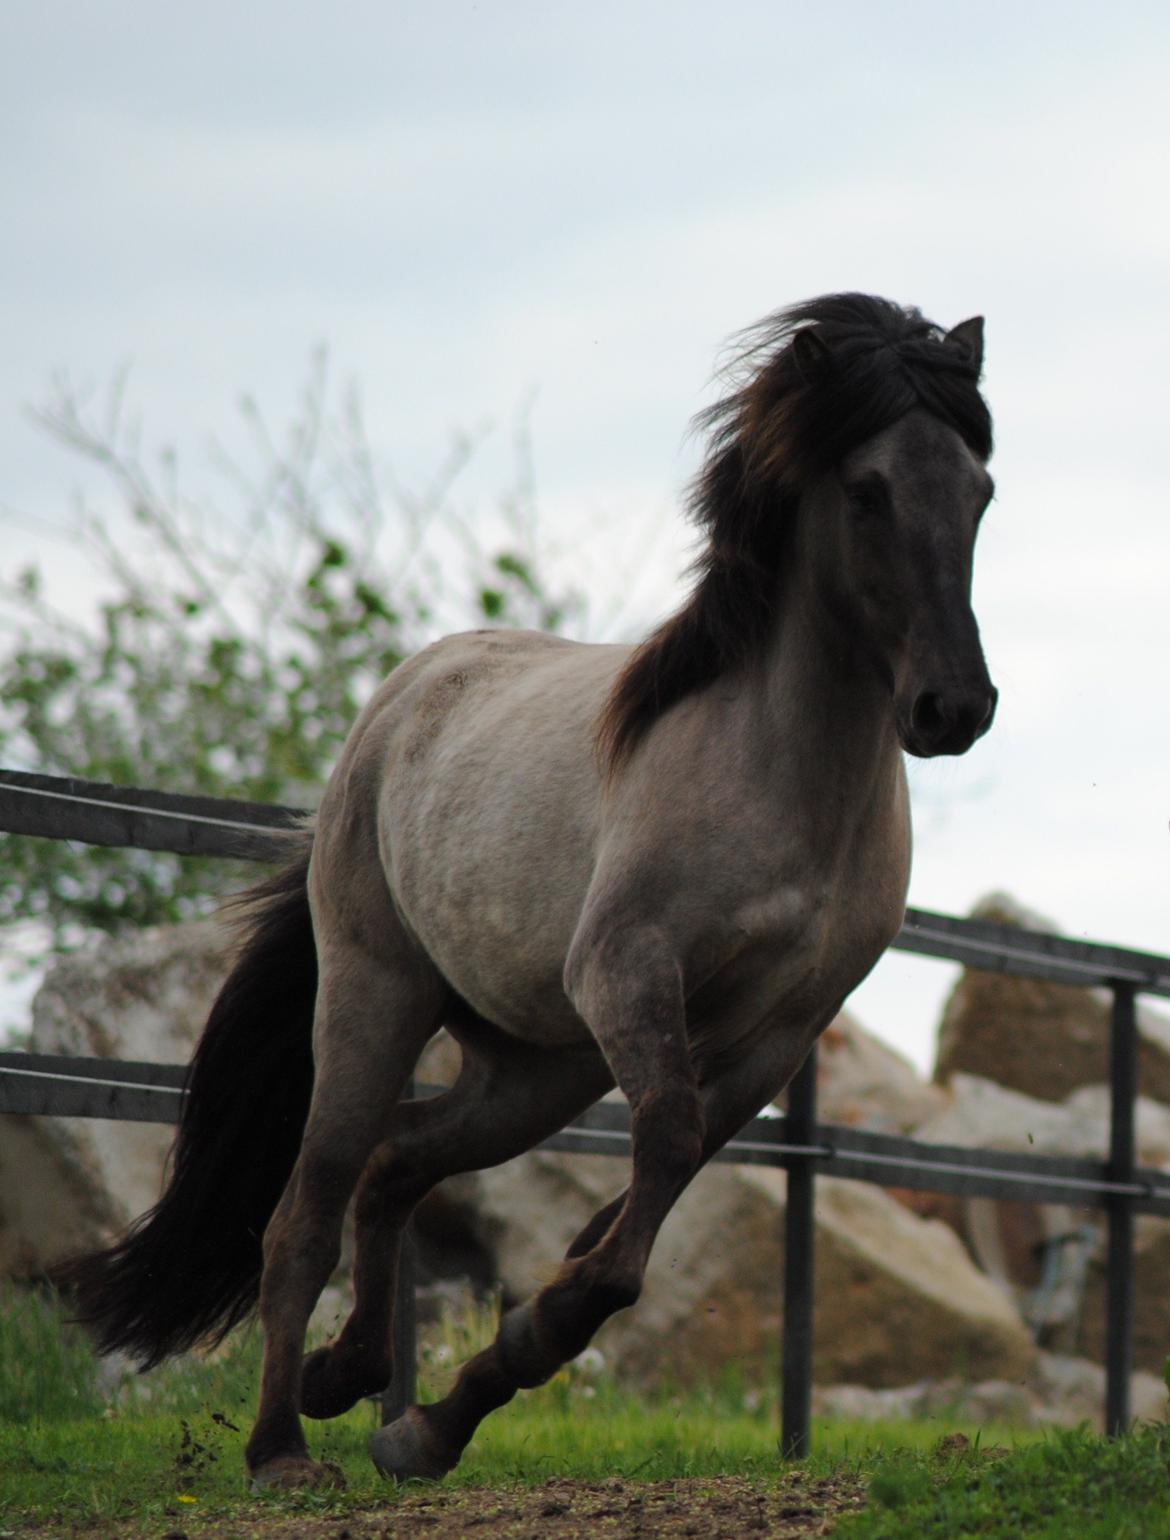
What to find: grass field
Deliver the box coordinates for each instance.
[5,1283,1170,1537]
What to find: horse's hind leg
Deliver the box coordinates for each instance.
[372,926,704,1481]
[300,1025,614,1422]
[244,941,443,1490]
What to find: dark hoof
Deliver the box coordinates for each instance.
[369,1407,455,1483]
[250,1453,346,1491]
[300,1344,387,1420]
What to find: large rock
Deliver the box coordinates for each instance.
[813,1351,1166,1431]
[0,920,227,1275]
[934,893,1170,1104]
[796,1171,1034,1387]
[807,1011,945,1133]
[913,1074,1170,1374]
[450,1148,1034,1389]
[1078,1216,1170,1376]
[915,1074,1170,1166]
[0,1113,123,1277]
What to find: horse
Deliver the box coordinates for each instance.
[56,292,998,1489]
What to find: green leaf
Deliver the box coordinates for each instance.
[495,551,538,594]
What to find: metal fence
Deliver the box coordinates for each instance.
[2,766,1168,1457]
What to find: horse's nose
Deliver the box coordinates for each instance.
[975,686,998,736]
[907,684,997,757]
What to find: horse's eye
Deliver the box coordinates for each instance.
[847,481,888,519]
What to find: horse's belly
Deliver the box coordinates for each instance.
[389,822,598,1045]
[421,911,588,1047]
[394,805,606,1044]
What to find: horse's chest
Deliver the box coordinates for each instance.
[683,857,906,1054]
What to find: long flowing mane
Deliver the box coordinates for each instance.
[595,292,993,769]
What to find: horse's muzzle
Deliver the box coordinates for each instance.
[900,684,998,758]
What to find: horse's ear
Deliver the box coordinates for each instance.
[791,327,831,381]
[945,316,984,375]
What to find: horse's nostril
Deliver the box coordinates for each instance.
[911,692,952,742]
[907,687,996,755]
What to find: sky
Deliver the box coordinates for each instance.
[2,2,1168,1071]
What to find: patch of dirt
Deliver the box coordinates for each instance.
[173,1419,219,1489]
[141,1473,867,1538]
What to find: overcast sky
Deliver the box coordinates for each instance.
[2,2,1168,1070]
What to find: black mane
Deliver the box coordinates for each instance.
[596,292,992,768]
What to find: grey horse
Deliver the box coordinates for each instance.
[57,292,998,1489]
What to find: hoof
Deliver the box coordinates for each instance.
[300,1344,383,1420]
[250,1454,346,1492]
[369,1407,454,1483]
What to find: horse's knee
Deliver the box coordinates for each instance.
[629,1086,704,1197]
[301,1339,391,1420]
[566,1253,643,1328]
[592,1270,642,1315]
[353,1146,426,1226]
[497,1261,643,1389]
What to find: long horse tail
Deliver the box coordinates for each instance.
[53,829,318,1368]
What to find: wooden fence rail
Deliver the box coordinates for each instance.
[1,768,1168,1455]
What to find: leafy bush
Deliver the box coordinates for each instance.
[0,358,581,944]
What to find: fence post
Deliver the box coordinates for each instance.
[381,1076,418,1425]
[1105,981,1137,1437]
[381,1225,418,1423]
[781,1043,818,1459]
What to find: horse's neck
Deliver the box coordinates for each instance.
[748,567,906,828]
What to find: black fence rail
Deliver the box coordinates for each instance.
[1,768,1168,1457]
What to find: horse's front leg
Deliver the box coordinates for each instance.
[371,925,703,1480]
[559,1003,833,1264]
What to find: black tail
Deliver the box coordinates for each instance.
[53,833,318,1368]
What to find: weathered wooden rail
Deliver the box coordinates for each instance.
[1,767,1168,1455]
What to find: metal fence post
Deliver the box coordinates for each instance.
[381,1076,418,1425]
[781,1043,818,1459]
[381,1224,418,1424]
[1105,981,1137,1437]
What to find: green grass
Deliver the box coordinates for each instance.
[10,1411,1170,1539]
[836,1424,1170,1539]
[0,1397,1033,1533]
[5,1283,1170,1536]
[0,1280,108,1424]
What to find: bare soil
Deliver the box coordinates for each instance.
[116,1473,867,1539]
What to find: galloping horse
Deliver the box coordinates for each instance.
[59,293,998,1488]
